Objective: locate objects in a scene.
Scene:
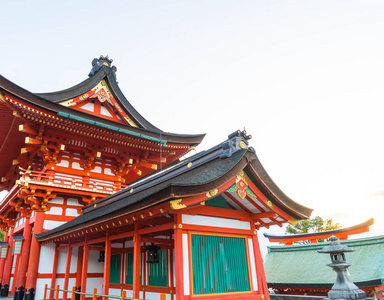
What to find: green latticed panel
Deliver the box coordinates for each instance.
[126,252,134,285]
[149,249,167,287]
[110,254,121,284]
[191,234,250,295]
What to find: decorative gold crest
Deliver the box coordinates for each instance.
[206,189,218,198]
[169,199,186,210]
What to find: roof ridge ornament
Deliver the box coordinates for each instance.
[89,55,117,79]
[220,129,252,158]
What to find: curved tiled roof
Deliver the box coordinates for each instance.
[36,132,312,242]
[0,66,205,145]
[264,235,384,288]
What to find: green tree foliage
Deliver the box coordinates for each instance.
[285,216,341,243]
[0,231,4,242]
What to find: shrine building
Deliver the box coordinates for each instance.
[263,219,384,298]
[0,56,312,300]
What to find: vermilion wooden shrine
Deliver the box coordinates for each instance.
[0,56,312,300]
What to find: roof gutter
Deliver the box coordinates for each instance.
[57,112,167,146]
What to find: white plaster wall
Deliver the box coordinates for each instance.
[43,220,67,230]
[35,278,50,300]
[108,288,121,296]
[47,206,63,215]
[67,198,82,206]
[68,278,76,291]
[9,277,14,292]
[70,247,78,273]
[182,214,251,230]
[57,248,68,273]
[11,254,17,274]
[54,278,65,298]
[38,243,56,273]
[248,238,258,292]
[50,197,64,205]
[111,243,123,248]
[87,250,104,273]
[182,233,190,296]
[145,292,171,300]
[85,278,103,294]
[65,208,79,217]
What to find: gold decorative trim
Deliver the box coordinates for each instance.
[170,199,186,210]
[206,189,218,198]
[288,218,298,225]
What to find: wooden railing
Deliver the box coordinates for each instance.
[43,284,145,300]
[18,168,127,194]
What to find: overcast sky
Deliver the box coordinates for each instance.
[1,1,384,253]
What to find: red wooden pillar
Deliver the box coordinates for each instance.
[0,231,9,288]
[49,244,59,300]
[63,243,72,300]
[80,240,89,300]
[25,211,45,300]
[132,224,141,299]
[174,213,184,300]
[14,217,33,300]
[102,233,110,300]
[1,227,15,297]
[250,223,269,300]
[75,246,83,300]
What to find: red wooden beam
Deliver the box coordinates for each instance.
[185,204,252,221]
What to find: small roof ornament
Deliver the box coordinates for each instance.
[220,129,252,158]
[89,55,117,79]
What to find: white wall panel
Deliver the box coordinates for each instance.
[35,278,50,300]
[65,208,79,217]
[182,233,190,296]
[57,248,68,273]
[43,220,67,230]
[85,278,103,294]
[182,214,251,230]
[87,250,104,273]
[38,243,56,273]
[70,247,78,273]
[248,238,258,291]
[47,206,63,215]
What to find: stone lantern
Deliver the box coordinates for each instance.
[318,236,366,300]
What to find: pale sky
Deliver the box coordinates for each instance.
[1,1,384,253]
